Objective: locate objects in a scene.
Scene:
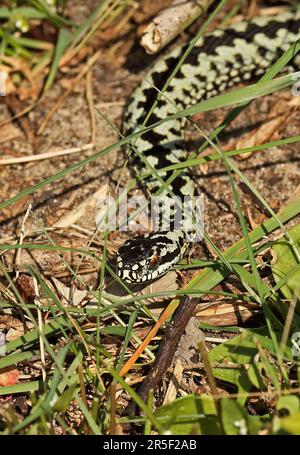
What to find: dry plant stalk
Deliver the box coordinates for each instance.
[140,0,213,54]
[0,143,93,166]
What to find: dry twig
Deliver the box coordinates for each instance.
[141,0,213,54]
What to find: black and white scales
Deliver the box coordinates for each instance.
[116,9,300,284]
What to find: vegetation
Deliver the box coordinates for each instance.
[0,0,300,435]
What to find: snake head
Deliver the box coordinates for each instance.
[116,231,187,284]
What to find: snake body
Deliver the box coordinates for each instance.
[116,9,300,284]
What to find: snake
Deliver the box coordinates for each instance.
[116,8,300,284]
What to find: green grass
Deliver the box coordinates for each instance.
[1,0,300,435]
[0,0,133,91]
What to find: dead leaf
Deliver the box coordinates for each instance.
[236,96,300,160]
[16,274,36,303]
[55,185,109,229]
[0,366,19,387]
[50,277,88,307]
[163,358,184,404]
[141,271,178,304]
[196,301,261,326]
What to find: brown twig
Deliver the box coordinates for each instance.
[4,95,40,151]
[0,101,39,129]
[125,296,199,416]
[140,0,212,54]
[109,382,117,435]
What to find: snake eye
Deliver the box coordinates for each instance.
[149,254,160,268]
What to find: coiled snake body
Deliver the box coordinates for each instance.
[116,9,300,284]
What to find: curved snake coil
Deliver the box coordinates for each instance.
[116,9,300,284]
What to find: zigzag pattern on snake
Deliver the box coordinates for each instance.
[116,9,300,284]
